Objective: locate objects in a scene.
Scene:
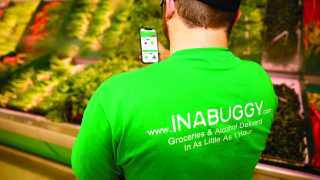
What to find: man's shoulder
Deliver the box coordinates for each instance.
[240,59,277,105]
[240,59,264,71]
[239,59,271,78]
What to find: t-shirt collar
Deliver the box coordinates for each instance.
[168,47,241,69]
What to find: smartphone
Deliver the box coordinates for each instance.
[140,28,160,64]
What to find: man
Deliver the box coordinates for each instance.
[72,0,278,179]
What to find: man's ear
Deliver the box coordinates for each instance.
[229,10,241,29]
[235,10,241,23]
[165,0,175,20]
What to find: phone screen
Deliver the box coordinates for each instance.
[140,28,159,64]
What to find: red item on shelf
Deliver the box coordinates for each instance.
[304,0,320,48]
[31,18,48,34]
[3,56,17,66]
[0,0,9,9]
[21,1,61,52]
[310,105,320,168]
[304,0,320,27]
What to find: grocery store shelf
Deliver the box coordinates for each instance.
[0,145,75,180]
[0,108,78,164]
[305,75,320,86]
[0,108,79,146]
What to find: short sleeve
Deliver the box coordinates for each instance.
[71,91,121,180]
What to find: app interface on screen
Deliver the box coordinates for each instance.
[140,29,159,63]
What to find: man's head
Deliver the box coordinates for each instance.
[162,0,242,40]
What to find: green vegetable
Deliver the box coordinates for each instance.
[263,84,306,164]
[230,0,266,61]
[0,1,40,56]
[41,58,142,123]
[80,0,114,56]
[308,92,320,111]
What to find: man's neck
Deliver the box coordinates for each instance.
[169,19,228,54]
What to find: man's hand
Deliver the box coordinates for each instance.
[158,42,170,61]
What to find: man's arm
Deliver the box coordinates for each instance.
[72,91,121,180]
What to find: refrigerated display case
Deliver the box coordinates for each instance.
[303,0,320,173]
[262,0,303,73]
[262,73,308,167]
[304,82,320,171]
[304,0,320,76]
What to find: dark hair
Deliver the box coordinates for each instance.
[175,0,237,29]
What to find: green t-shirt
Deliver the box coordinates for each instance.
[72,48,278,180]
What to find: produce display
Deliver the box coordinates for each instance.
[0,0,155,122]
[263,0,301,64]
[20,1,71,55]
[307,89,320,169]
[80,0,114,57]
[99,0,134,58]
[0,0,75,83]
[230,0,266,61]
[304,1,320,168]
[38,59,142,123]
[304,0,320,75]
[0,0,39,56]
[35,0,162,123]
[52,0,100,61]
[0,0,82,111]
[0,1,40,78]
[263,84,306,165]
[0,58,72,112]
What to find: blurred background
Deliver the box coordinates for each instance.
[0,0,319,179]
